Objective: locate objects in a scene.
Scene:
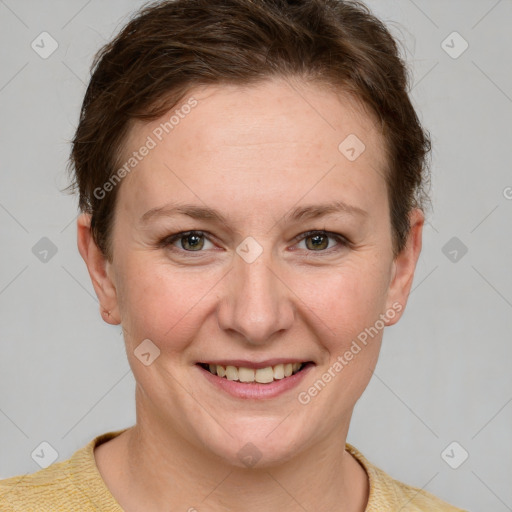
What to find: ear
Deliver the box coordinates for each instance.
[384,208,424,326]
[76,213,120,325]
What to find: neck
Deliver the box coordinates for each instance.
[99,388,369,512]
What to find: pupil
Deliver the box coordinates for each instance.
[185,234,202,250]
[308,234,327,250]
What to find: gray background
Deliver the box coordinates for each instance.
[0,1,511,510]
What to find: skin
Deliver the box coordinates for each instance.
[77,76,423,512]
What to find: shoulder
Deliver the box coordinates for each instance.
[0,458,83,512]
[0,430,127,512]
[345,443,469,512]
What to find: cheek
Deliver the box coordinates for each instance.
[116,247,391,359]
[298,259,390,340]
[117,258,220,351]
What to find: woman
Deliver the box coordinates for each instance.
[0,0,468,510]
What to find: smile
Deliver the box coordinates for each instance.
[198,362,309,384]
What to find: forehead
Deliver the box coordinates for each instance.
[116,78,388,222]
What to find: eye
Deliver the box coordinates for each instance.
[292,230,349,253]
[159,229,349,256]
[162,230,215,253]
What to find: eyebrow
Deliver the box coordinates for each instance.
[140,200,367,227]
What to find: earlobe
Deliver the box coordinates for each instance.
[76,213,120,325]
[384,209,424,326]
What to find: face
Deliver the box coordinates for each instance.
[78,77,423,467]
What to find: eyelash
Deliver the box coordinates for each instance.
[159,229,350,256]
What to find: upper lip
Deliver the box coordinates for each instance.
[197,359,313,369]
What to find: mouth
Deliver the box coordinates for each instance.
[197,361,314,384]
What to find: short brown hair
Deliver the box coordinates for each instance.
[64,0,431,262]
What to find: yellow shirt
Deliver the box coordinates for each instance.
[0,429,467,511]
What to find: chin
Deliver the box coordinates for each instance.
[198,417,310,470]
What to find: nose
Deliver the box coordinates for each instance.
[217,247,295,345]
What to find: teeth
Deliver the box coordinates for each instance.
[239,367,255,383]
[225,365,238,381]
[203,362,305,383]
[273,363,285,380]
[255,367,274,384]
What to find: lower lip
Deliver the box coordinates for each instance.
[196,363,314,400]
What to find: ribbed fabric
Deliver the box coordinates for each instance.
[0,429,467,511]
